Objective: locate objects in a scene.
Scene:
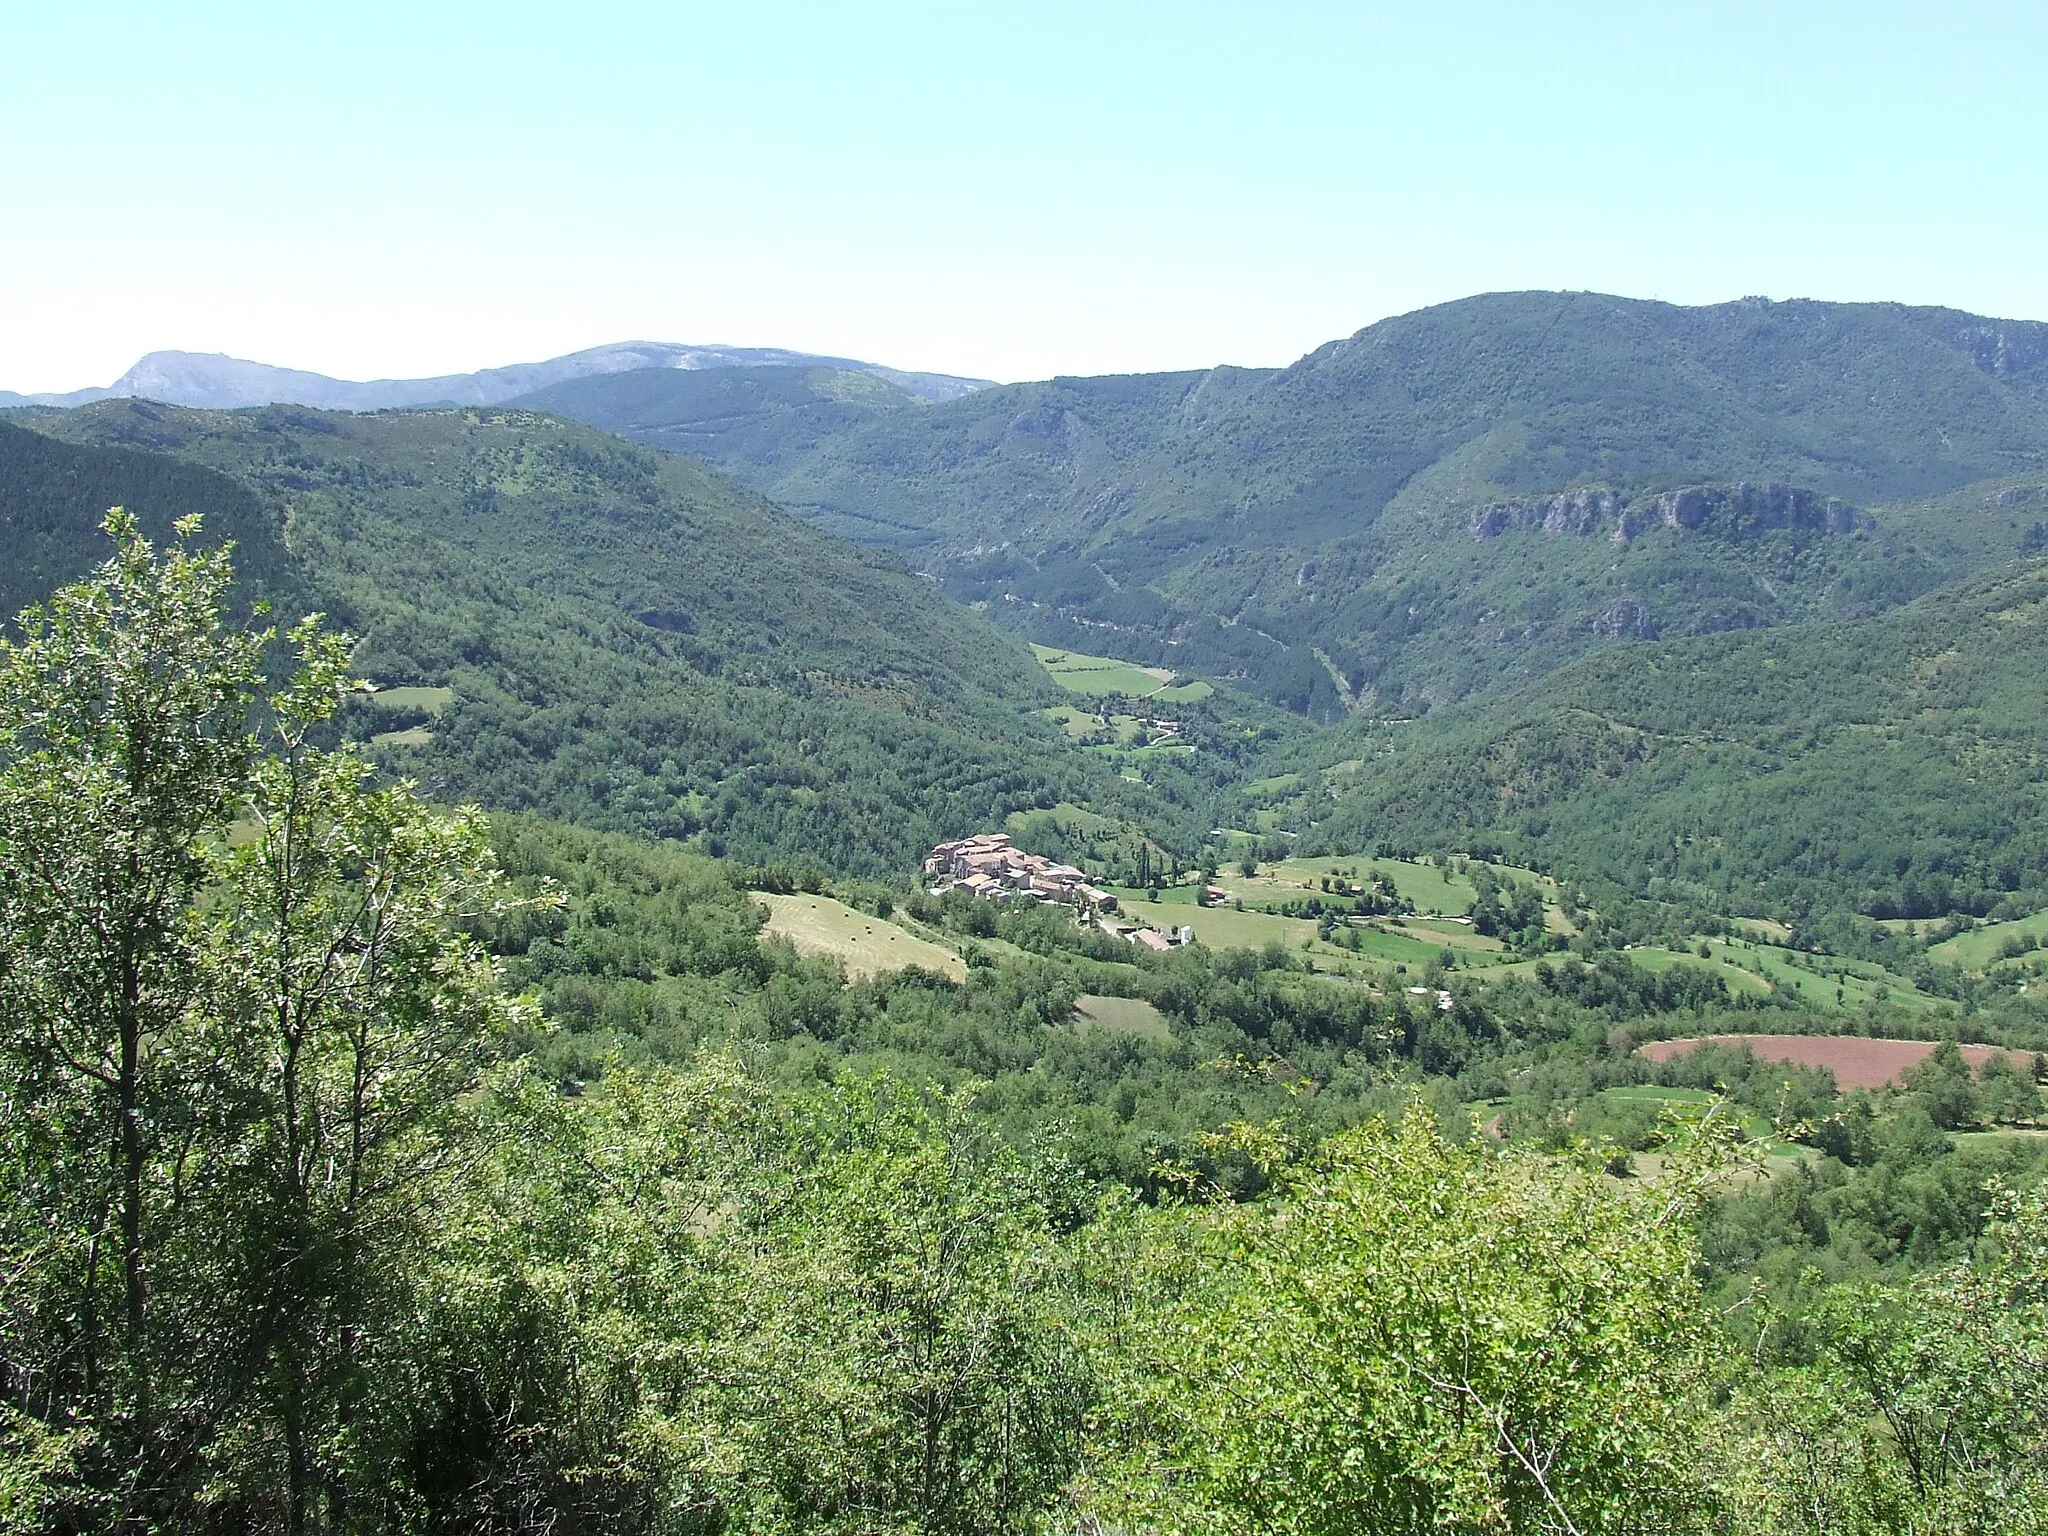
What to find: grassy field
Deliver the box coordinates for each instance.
[368,684,454,716]
[1214,855,1561,921]
[1244,772,1304,797]
[1117,897,1315,953]
[1112,897,1450,982]
[1953,1128,2048,1149]
[367,685,454,750]
[1041,704,1104,741]
[1732,938,1932,1013]
[1109,882,1198,905]
[1074,994,1172,1042]
[1032,643,1211,699]
[1343,922,1481,967]
[757,894,965,981]
[1929,908,2048,969]
[1624,945,1776,998]
[1037,704,1191,753]
[1624,937,1938,1014]
[1401,917,1507,956]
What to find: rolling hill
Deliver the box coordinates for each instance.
[519,292,2048,718]
[15,293,2048,925]
[9,400,1189,871]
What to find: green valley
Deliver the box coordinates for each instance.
[8,292,2048,1535]
[17,1,2048,1525]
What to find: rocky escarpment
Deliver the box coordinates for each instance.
[1467,487,1620,538]
[1470,482,1872,544]
[1652,482,1872,537]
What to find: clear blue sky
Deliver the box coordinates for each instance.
[4,1,2045,391]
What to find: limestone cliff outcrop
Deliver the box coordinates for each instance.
[1655,483,1871,536]
[1468,482,1870,544]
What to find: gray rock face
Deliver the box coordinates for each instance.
[1469,482,1869,543]
[1656,482,1872,535]
[1576,601,1660,639]
[1467,487,1620,538]
[4,343,992,412]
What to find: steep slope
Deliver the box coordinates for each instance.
[510,365,933,545]
[1287,556,2048,924]
[19,401,1187,870]
[0,419,306,622]
[3,341,991,411]
[524,294,2048,717]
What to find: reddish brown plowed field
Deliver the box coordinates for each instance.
[1638,1034,2033,1090]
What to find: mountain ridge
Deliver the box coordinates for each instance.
[0,341,992,412]
[515,291,2048,717]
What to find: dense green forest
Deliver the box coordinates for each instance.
[1253,557,2048,927]
[2,523,2046,1532]
[4,402,1216,874]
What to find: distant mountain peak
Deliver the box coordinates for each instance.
[1,343,993,413]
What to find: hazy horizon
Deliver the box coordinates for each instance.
[6,2,2047,394]
[17,283,2048,402]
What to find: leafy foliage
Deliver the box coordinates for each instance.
[1097,1107,1734,1534]
[0,513,529,1528]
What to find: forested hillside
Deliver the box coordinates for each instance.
[523,294,2048,715]
[1279,557,2048,927]
[0,419,306,620]
[9,402,1201,870]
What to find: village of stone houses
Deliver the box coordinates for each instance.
[922,833,1197,951]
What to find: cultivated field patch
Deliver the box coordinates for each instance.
[1032,643,1198,698]
[757,893,965,981]
[1074,994,1171,1041]
[1638,1033,2036,1091]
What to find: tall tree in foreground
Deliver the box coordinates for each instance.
[198,620,534,1533]
[0,511,528,1532]
[0,510,264,1522]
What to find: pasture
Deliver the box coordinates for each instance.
[368,684,455,716]
[1623,945,1776,998]
[368,684,454,749]
[757,893,966,981]
[1032,643,1209,700]
[1073,994,1172,1042]
[1929,908,2048,970]
[1676,937,1936,1014]
[1217,855,1562,922]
